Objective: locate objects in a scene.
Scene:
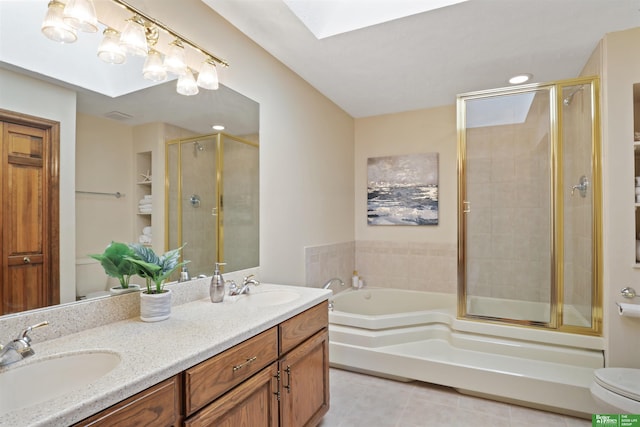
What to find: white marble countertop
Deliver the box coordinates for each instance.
[0,283,330,427]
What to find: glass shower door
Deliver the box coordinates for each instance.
[166,137,218,277]
[560,82,597,329]
[461,88,554,325]
[220,135,259,272]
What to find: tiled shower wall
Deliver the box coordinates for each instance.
[305,240,457,294]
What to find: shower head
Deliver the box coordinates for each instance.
[563,85,584,106]
[193,141,205,156]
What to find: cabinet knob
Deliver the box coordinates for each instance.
[23,256,31,264]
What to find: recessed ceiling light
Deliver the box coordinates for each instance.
[212,124,225,131]
[508,74,533,85]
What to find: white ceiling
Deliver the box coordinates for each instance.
[203,0,640,118]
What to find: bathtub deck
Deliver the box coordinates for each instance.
[329,324,604,418]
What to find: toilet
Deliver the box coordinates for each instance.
[590,368,640,413]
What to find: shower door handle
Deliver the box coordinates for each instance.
[463,201,471,213]
[571,175,589,198]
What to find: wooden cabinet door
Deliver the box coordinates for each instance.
[279,329,329,427]
[185,362,279,427]
[1,121,58,314]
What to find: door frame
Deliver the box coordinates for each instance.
[0,108,60,308]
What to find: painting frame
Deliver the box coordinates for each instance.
[367,153,439,226]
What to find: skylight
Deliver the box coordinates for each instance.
[283,0,469,39]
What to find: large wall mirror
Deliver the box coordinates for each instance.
[0,1,259,316]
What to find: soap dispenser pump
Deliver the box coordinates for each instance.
[210,262,227,303]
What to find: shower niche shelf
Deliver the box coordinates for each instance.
[136,151,152,248]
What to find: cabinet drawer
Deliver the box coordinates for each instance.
[184,327,278,415]
[184,363,279,427]
[74,375,181,427]
[279,301,328,355]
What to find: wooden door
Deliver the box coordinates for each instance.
[0,110,59,315]
[279,329,330,427]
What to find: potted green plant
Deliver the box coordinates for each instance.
[127,244,187,322]
[89,242,141,295]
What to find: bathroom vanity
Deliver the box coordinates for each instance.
[76,302,328,426]
[0,282,330,427]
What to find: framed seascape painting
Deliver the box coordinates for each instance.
[367,153,439,225]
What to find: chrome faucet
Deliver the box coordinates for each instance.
[323,277,344,290]
[229,274,261,296]
[0,321,49,367]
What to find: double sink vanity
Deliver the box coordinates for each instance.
[0,280,331,426]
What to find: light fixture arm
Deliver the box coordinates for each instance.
[112,0,229,68]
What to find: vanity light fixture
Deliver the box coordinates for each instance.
[41,1,78,43]
[196,59,219,90]
[119,15,148,56]
[62,0,98,33]
[508,73,533,85]
[143,50,167,82]
[164,39,187,75]
[97,28,126,64]
[176,68,199,96]
[41,0,230,95]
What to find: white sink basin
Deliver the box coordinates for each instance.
[241,290,301,306]
[0,350,120,415]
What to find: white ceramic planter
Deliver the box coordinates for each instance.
[140,289,172,322]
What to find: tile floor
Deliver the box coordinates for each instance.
[319,368,592,427]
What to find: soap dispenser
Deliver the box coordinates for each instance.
[179,265,190,282]
[210,262,226,303]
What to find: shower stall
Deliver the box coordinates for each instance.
[457,76,602,335]
[166,133,259,276]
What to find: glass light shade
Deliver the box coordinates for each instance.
[41,1,78,43]
[97,29,126,64]
[119,16,148,57]
[197,60,219,90]
[164,40,187,75]
[143,50,167,82]
[63,0,98,33]
[176,69,199,96]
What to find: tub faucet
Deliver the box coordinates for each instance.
[0,321,49,367]
[323,278,344,290]
[229,274,261,295]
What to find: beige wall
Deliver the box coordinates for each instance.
[600,27,640,368]
[352,106,458,293]
[76,113,134,256]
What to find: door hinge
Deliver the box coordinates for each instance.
[273,370,281,401]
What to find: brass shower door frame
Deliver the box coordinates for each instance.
[456,76,602,335]
[165,133,219,260]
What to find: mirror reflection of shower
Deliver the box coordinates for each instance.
[193,141,205,157]
[167,133,259,275]
[563,85,584,106]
